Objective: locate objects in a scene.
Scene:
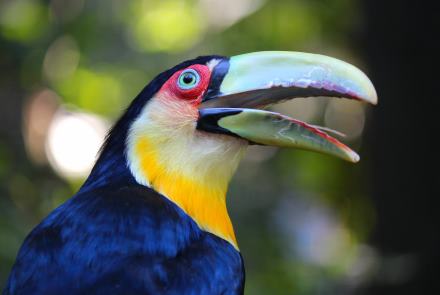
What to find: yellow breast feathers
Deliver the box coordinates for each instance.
[127,96,246,249]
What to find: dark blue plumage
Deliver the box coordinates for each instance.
[3,56,245,295]
[4,185,244,295]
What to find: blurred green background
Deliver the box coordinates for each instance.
[0,0,437,294]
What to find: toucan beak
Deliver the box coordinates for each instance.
[197,51,377,163]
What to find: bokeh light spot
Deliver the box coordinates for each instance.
[57,67,123,117]
[200,0,264,29]
[43,35,80,84]
[127,0,203,52]
[23,89,60,164]
[275,197,357,272]
[45,110,109,179]
[0,0,48,42]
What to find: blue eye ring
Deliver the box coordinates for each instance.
[177,69,200,90]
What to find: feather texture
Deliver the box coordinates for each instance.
[3,185,245,295]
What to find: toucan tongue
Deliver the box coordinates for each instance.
[198,107,359,163]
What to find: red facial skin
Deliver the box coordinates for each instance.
[160,65,211,106]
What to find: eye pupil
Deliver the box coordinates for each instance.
[183,74,194,84]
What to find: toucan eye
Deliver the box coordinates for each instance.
[177,69,200,90]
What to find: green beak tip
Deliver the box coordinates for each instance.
[217,109,361,163]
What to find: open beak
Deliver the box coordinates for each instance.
[197,51,377,163]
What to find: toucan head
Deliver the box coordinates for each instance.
[96,51,377,248]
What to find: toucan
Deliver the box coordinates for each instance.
[3,51,377,295]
